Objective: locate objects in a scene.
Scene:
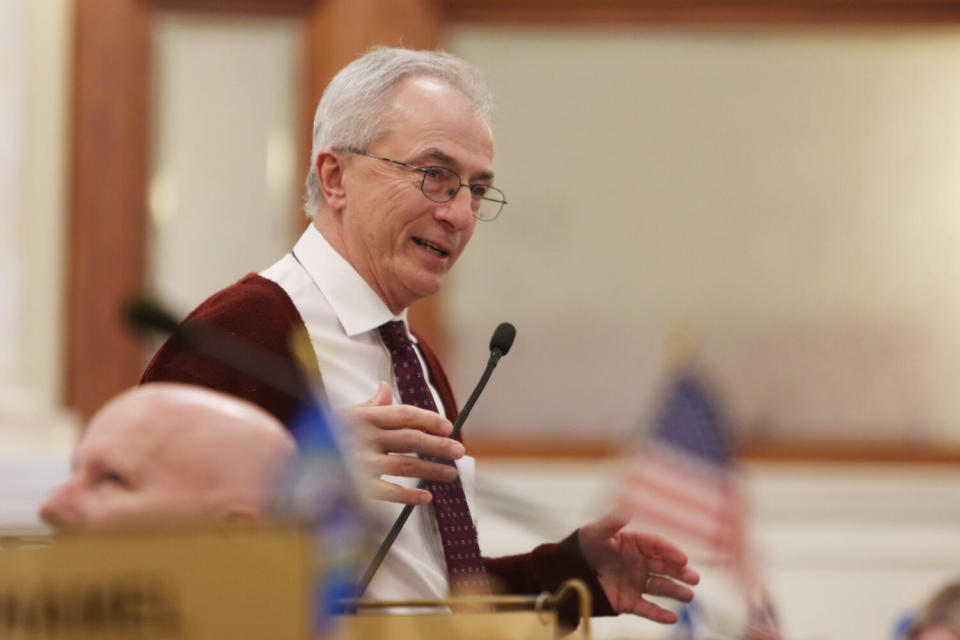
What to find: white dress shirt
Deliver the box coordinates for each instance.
[260,223,476,600]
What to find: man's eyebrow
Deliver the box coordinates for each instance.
[420,147,495,182]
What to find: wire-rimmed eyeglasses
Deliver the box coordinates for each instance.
[341,147,507,221]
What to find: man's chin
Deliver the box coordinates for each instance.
[404,274,446,305]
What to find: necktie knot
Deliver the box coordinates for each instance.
[378,320,410,354]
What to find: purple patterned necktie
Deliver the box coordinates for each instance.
[378,320,490,594]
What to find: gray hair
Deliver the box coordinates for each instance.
[303,46,494,219]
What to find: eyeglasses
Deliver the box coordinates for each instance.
[341,147,507,221]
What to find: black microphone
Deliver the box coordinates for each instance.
[354,322,517,598]
[125,298,311,402]
[489,321,516,360]
[126,300,181,334]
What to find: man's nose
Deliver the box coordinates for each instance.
[435,186,474,229]
[38,483,81,529]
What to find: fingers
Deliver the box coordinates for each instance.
[359,449,460,504]
[367,451,460,484]
[347,381,454,437]
[369,478,434,505]
[364,423,464,462]
[640,552,700,585]
[623,598,680,625]
[584,507,632,540]
[627,537,700,593]
[343,390,461,461]
[366,381,393,407]
[641,533,691,568]
[353,416,465,499]
[643,574,695,603]
[645,561,699,587]
[342,382,467,504]
[349,403,454,438]
[628,568,706,622]
[619,530,696,579]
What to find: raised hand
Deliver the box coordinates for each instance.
[578,509,701,623]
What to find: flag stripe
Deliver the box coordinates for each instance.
[625,458,733,515]
[624,500,730,547]
[622,477,733,534]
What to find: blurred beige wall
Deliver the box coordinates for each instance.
[147,14,301,319]
[445,26,960,447]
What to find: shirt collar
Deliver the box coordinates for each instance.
[292,224,407,336]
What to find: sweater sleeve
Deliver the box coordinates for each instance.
[484,530,616,632]
[140,273,313,425]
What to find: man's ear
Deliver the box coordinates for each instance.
[315,150,348,212]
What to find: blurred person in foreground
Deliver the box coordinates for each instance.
[141,46,699,627]
[39,383,295,529]
[907,582,960,640]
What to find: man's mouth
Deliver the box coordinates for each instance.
[413,237,449,257]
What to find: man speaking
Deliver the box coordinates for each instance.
[142,46,699,627]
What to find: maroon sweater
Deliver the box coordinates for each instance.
[141,273,614,628]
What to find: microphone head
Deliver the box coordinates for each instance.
[124,299,181,335]
[489,322,516,356]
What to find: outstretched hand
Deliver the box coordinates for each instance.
[341,382,463,505]
[579,509,700,624]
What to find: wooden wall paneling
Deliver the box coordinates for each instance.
[67,0,151,420]
[303,0,441,99]
[438,0,960,24]
[467,438,960,463]
[146,0,314,13]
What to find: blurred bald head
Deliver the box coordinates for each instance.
[40,383,296,530]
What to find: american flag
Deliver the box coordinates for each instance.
[619,372,746,568]
[620,369,783,639]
